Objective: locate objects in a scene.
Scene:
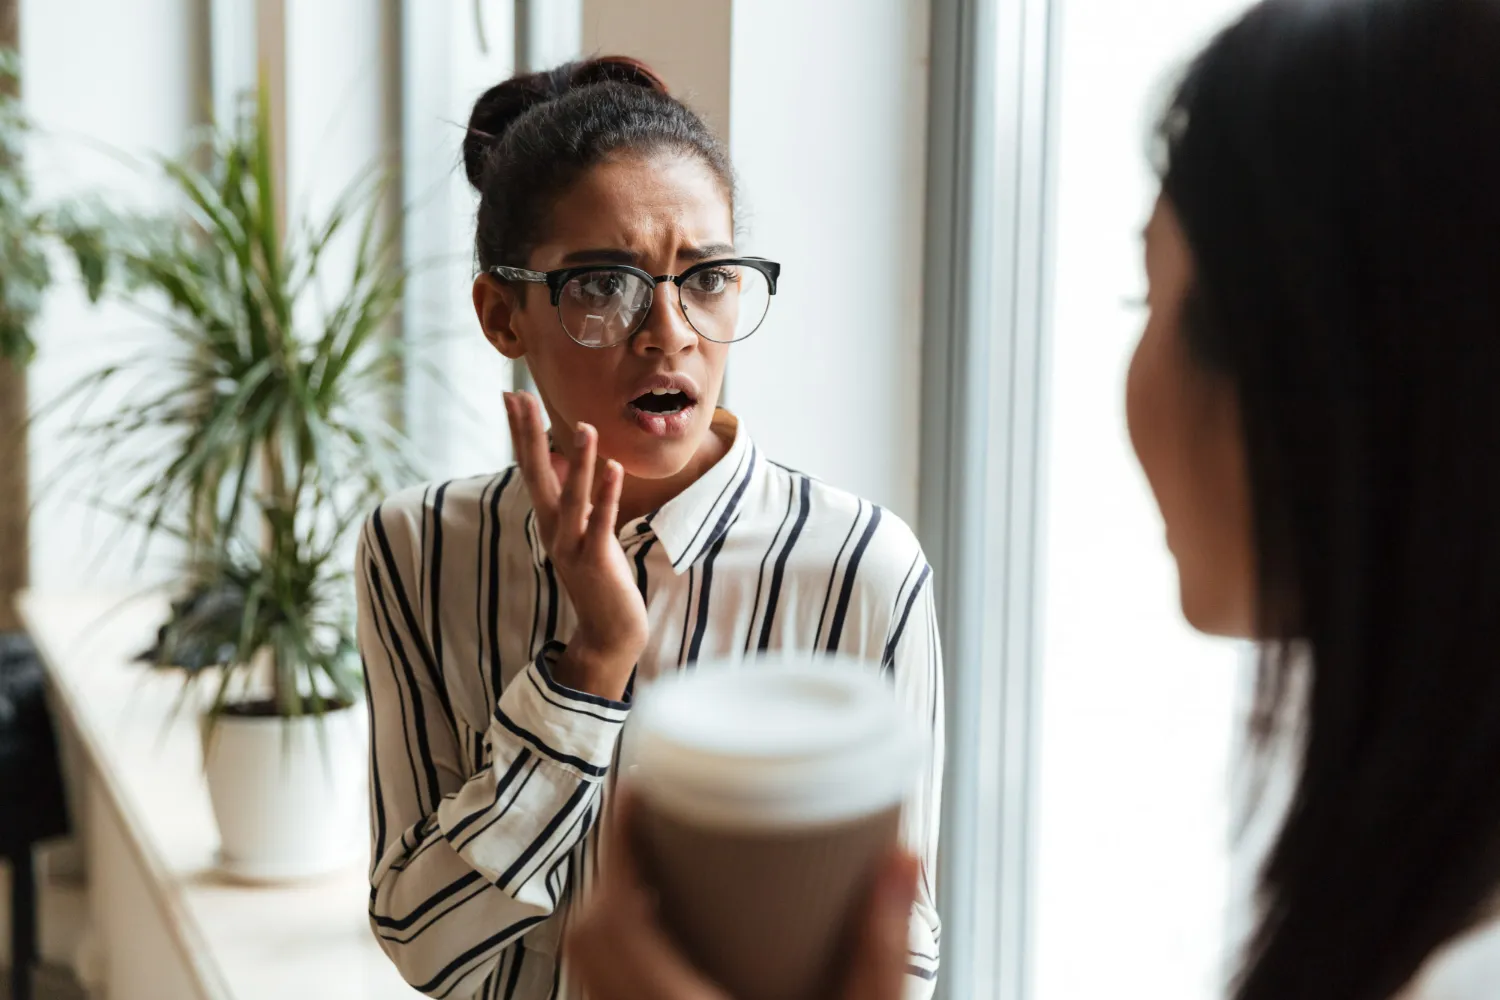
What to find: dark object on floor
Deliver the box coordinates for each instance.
[0,631,71,1000]
[0,963,88,1000]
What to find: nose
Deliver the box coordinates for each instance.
[630,281,698,357]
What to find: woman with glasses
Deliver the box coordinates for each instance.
[354,57,943,1000]
[567,1,1500,999]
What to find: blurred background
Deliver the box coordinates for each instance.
[0,1,1258,999]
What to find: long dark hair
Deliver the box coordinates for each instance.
[463,56,734,272]
[1157,1,1500,998]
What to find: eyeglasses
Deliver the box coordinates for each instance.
[488,257,781,349]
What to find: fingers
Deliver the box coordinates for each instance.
[565,788,729,1000]
[601,786,652,888]
[840,850,920,1000]
[505,394,622,554]
[558,423,598,543]
[504,392,561,514]
[586,458,624,552]
[568,908,728,1000]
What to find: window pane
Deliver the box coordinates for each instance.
[1033,4,1257,999]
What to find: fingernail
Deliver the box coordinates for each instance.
[575,424,590,448]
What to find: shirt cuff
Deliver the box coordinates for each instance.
[492,642,632,780]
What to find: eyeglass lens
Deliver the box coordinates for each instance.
[558,265,772,348]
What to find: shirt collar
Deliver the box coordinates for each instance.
[642,409,758,575]
[525,409,760,576]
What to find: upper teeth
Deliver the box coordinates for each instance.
[651,388,681,396]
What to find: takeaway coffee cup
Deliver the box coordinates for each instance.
[627,658,924,1000]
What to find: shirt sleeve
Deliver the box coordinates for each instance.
[357,504,630,999]
[883,563,946,998]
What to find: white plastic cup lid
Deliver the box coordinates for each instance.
[629,657,925,831]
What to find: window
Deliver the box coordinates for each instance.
[1035,5,1257,996]
[924,1,1256,997]
[400,0,530,482]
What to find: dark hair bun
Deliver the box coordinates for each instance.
[569,55,669,94]
[463,56,670,190]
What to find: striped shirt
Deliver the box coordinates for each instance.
[356,410,944,1000]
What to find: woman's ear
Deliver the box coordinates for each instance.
[473,274,527,360]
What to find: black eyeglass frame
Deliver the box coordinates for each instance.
[487,257,782,348]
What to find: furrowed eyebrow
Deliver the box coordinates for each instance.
[679,242,736,262]
[556,243,738,268]
[558,247,641,265]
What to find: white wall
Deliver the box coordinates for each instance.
[727,0,928,522]
[1032,3,1256,999]
[581,1,732,142]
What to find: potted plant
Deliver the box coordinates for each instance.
[62,86,414,880]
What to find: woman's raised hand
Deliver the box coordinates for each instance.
[505,391,648,700]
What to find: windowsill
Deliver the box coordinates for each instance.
[19,590,416,1000]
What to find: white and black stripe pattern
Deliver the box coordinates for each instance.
[357,410,945,1000]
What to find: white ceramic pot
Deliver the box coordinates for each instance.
[201,703,368,882]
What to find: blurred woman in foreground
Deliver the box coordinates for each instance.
[567,1,1500,997]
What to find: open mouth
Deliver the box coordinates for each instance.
[629,388,694,415]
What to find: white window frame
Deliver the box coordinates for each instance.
[921,0,1059,997]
